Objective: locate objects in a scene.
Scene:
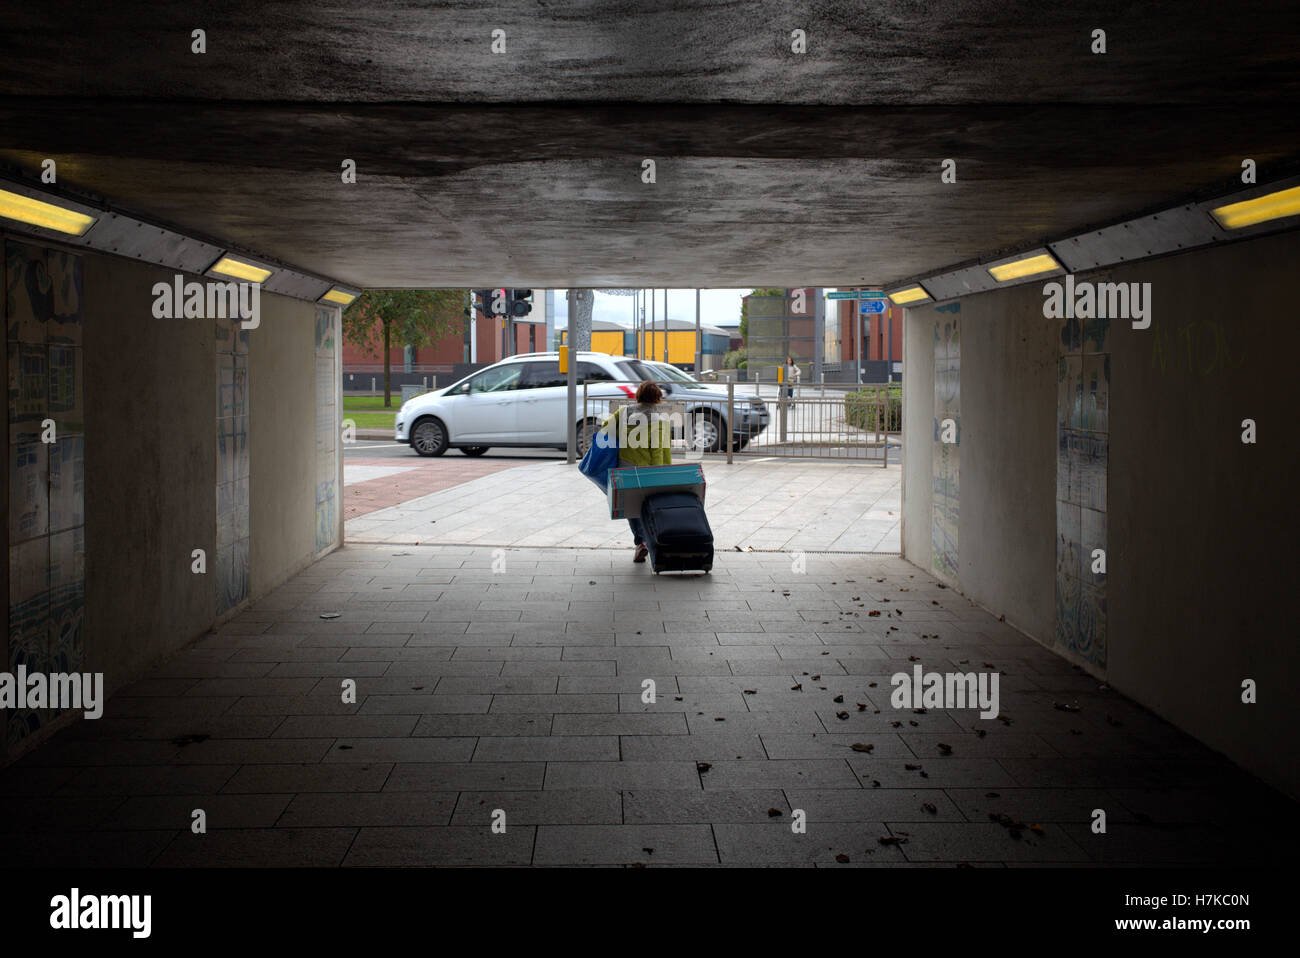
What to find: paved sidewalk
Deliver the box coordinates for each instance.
[344,456,523,521]
[347,458,902,552]
[1,544,1293,867]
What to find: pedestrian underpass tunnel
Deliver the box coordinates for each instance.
[0,1,1297,871]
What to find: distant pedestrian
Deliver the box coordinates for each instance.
[601,381,672,563]
[783,356,800,401]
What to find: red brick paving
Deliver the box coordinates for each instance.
[344,456,526,519]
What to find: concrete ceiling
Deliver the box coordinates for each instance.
[2,1,1299,288]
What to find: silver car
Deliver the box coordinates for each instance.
[395,352,768,456]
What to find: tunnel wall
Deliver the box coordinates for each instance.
[901,229,1299,799]
[2,237,341,765]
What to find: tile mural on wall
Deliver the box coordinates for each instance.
[315,307,338,554]
[215,318,250,614]
[1055,309,1110,671]
[5,241,86,747]
[931,311,960,581]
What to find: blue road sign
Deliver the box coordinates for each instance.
[859,298,886,314]
[828,289,887,300]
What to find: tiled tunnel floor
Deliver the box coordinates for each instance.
[2,544,1294,867]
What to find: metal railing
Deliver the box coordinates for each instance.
[581,380,899,465]
[342,363,453,374]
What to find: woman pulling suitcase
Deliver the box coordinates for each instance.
[601,381,672,563]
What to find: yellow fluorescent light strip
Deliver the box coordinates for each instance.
[0,187,96,236]
[209,256,272,283]
[889,286,931,305]
[321,288,357,306]
[1211,185,1300,230]
[987,252,1061,282]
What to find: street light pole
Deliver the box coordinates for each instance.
[649,288,656,363]
[566,289,578,464]
[694,288,701,372]
[660,285,670,363]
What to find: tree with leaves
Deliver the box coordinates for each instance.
[342,289,469,406]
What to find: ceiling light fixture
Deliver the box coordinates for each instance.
[987,252,1062,282]
[887,285,932,305]
[0,187,97,236]
[320,287,358,306]
[207,255,272,283]
[1210,184,1300,230]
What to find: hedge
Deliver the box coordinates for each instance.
[844,386,901,432]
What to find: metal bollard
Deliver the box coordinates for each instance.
[726,382,734,465]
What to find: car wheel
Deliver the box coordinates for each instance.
[461,446,490,457]
[693,410,724,453]
[410,417,448,457]
[576,418,600,456]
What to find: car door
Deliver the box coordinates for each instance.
[453,363,523,442]
[515,360,568,442]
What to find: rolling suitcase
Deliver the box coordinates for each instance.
[640,491,714,574]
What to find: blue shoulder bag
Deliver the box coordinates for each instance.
[578,412,619,491]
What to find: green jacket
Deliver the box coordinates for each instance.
[602,404,672,467]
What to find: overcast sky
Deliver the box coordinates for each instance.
[551,289,756,329]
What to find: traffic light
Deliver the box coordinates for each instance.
[508,289,533,317]
[474,288,530,318]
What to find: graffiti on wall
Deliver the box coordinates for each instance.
[215,318,250,614]
[1055,313,1109,671]
[5,242,86,747]
[931,314,959,581]
[1148,317,1247,379]
[315,308,338,553]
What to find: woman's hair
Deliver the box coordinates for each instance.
[786,356,793,364]
[635,380,663,405]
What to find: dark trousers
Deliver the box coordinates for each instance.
[628,516,646,545]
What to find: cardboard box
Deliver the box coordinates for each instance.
[608,463,706,519]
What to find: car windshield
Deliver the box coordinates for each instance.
[615,359,708,389]
[614,360,652,382]
[647,362,706,388]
